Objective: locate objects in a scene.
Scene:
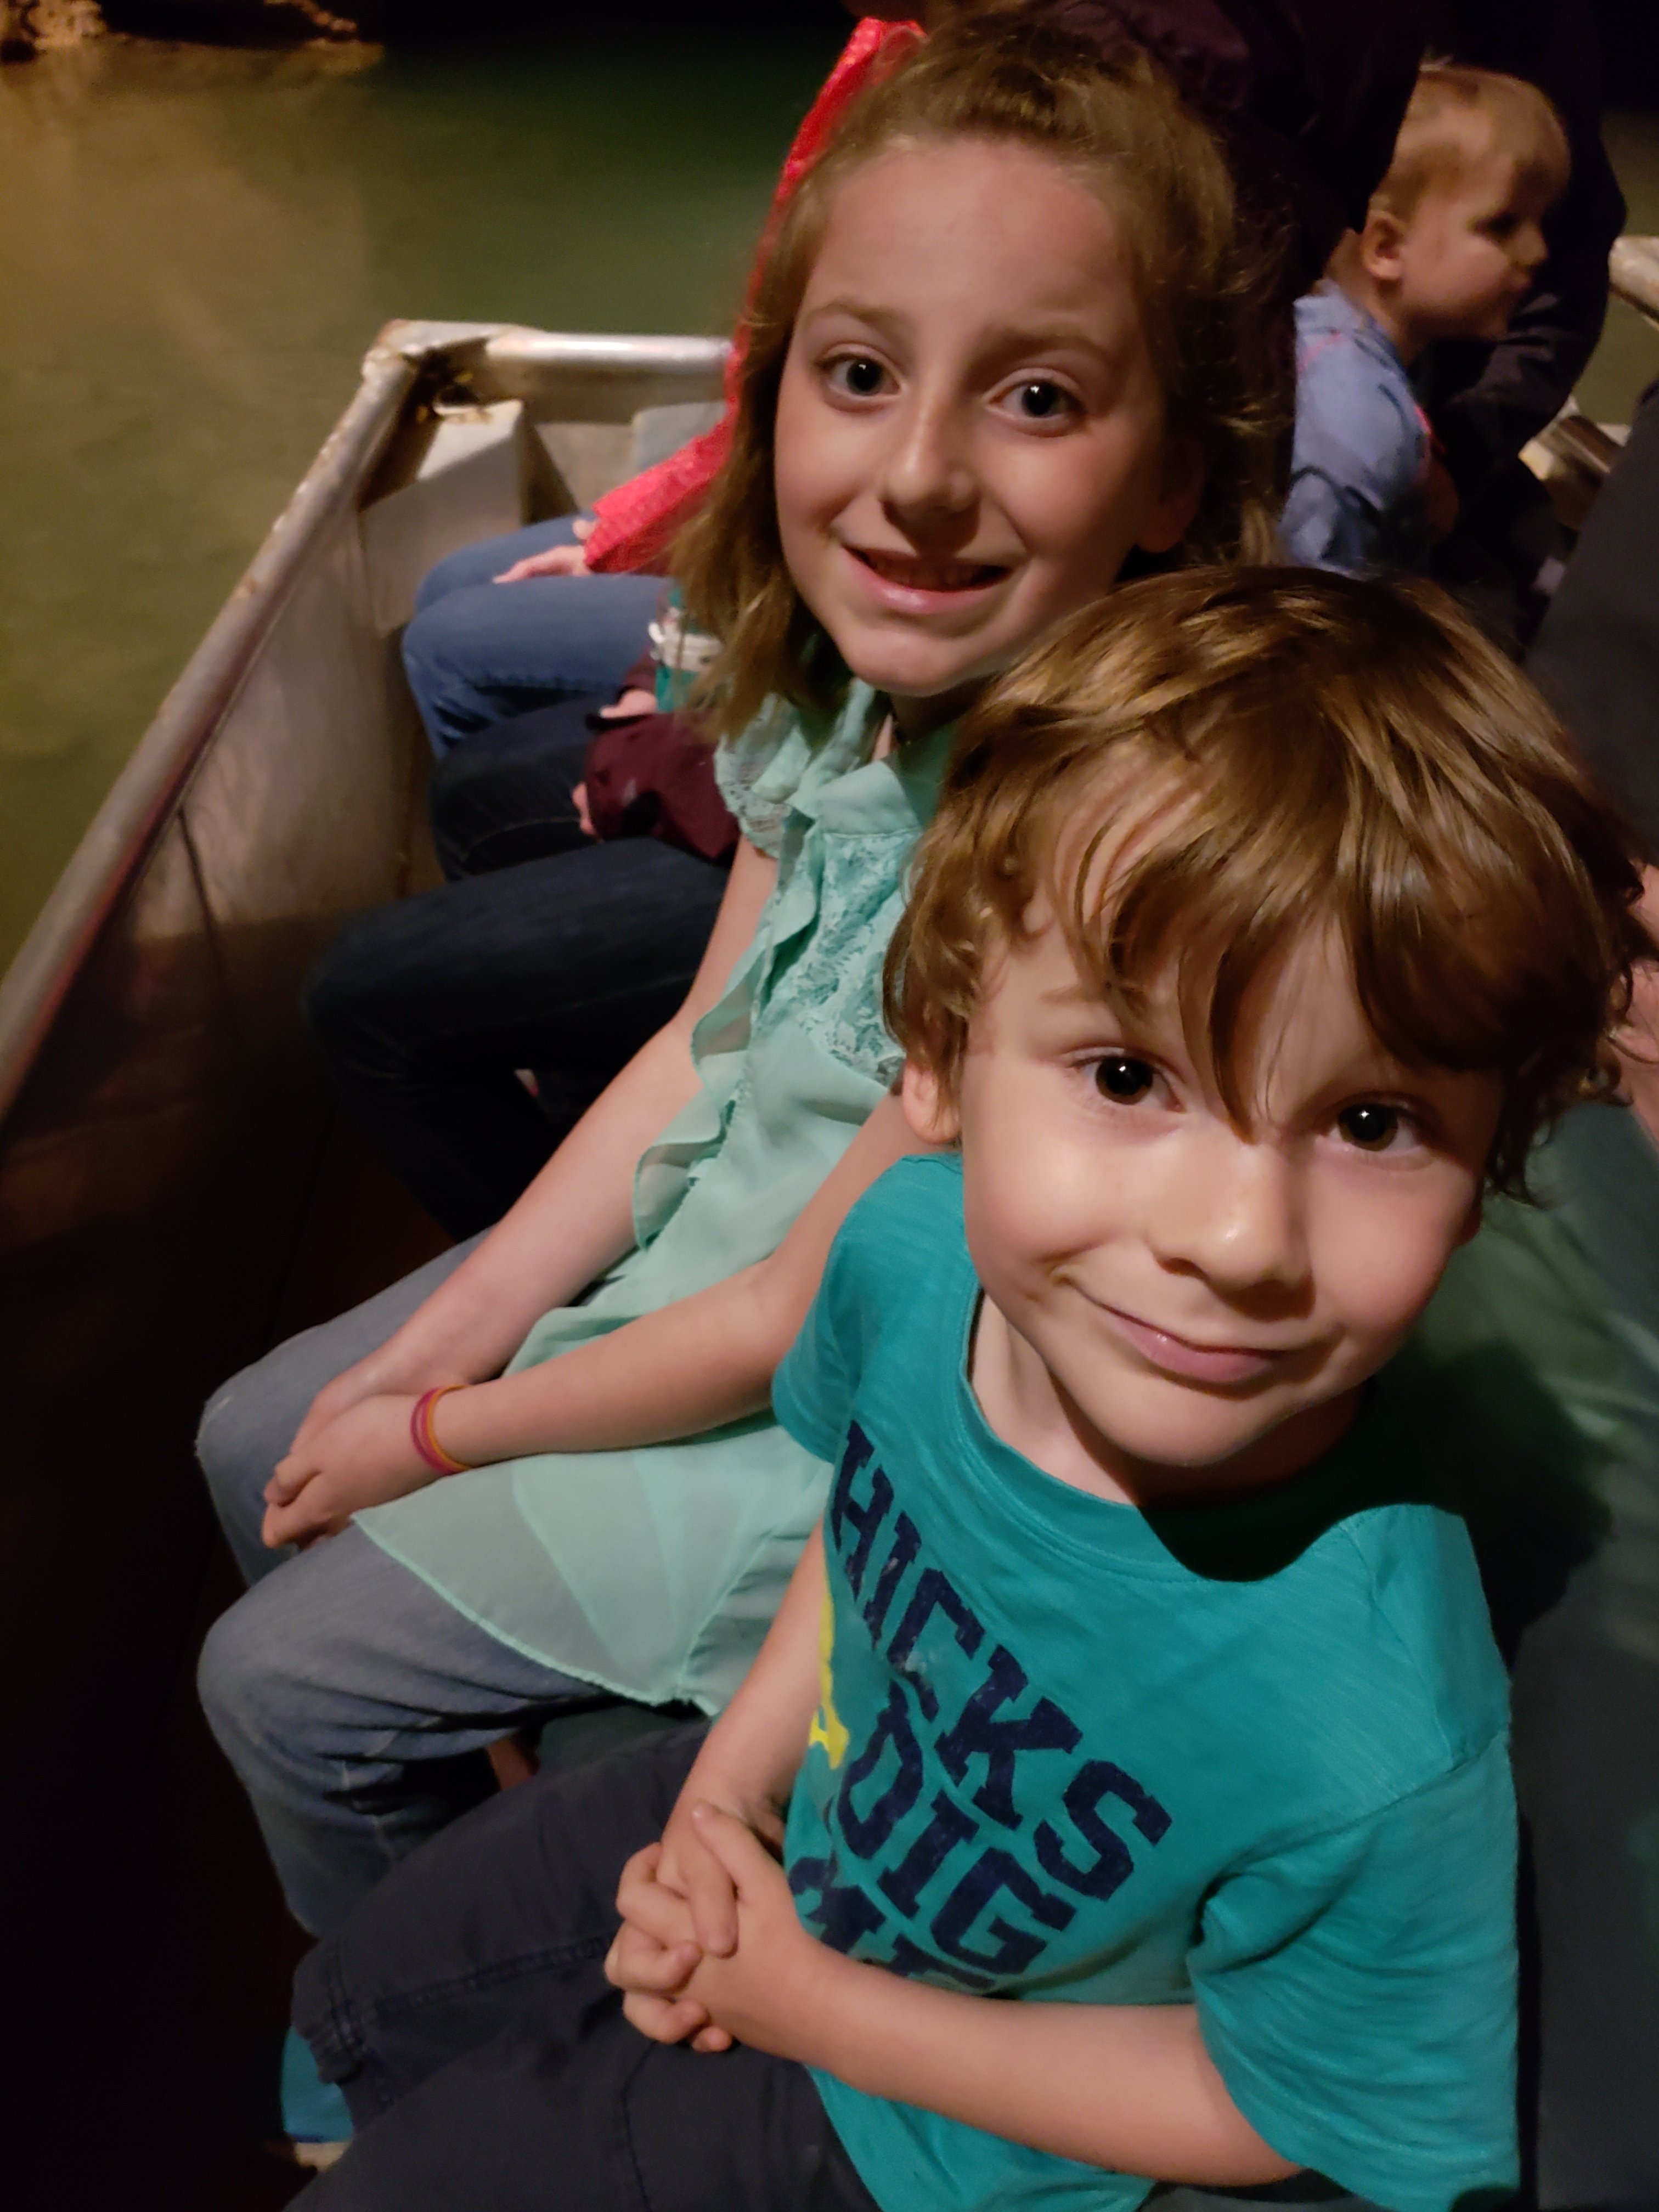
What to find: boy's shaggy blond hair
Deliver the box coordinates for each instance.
[1373,63,1570,225]
[675,6,1285,741]
[885,568,1649,1197]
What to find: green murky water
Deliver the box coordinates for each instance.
[0,40,1655,971]
[0,31,839,963]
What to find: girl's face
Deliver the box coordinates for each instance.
[774,137,1199,732]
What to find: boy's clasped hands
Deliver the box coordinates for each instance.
[607,1783,822,2062]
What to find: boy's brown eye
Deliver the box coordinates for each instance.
[1338,1103,1399,1151]
[1095,1054,1154,1103]
[1014,380,1068,419]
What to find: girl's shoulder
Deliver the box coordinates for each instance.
[714,682,879,858]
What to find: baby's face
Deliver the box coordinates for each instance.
[1395,154,1552,345]
[905,905,1502,1504]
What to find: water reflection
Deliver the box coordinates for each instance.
[0,31,834,960]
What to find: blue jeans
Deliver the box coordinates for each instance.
[306,701,729,1239]
[401,517,664,753]
[196,1242,598,1936]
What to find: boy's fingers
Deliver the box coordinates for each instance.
[606,1926,700,1994]
[681,1835,741,1958]
[691,2024,735,2055]
[622,1988,711,2045]
[689,1800,774,1892]
[616,1850,698,1948]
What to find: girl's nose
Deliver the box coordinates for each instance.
[1516,221,1548,273]
[876,397,978,528]
[1146,1127,1310,1299]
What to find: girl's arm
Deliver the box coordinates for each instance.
[434,1092,921,1464]
[674,1814,1296,2186]
[283,834,778,1459]
[263,1090,930,1543]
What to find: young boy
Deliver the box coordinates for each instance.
[286,569,1646,2212]
[1283,65,1570,576]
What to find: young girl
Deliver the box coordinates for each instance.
[197,9,1281,1942]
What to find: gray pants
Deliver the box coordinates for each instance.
[196,1240,595,1937]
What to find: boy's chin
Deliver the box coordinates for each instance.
[1085,1379,1335,1490]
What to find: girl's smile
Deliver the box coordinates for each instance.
[774,136,1199,731]
[842,543,1013,611]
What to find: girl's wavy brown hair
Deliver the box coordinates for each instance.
[674,6,1285,742]
[884,567,1652,1198]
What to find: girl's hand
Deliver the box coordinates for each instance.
[495,517,595,583]
[596,687,658,721]
[286,1345,462,1465]
[261,1395,439,1549]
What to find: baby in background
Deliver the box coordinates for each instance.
[1282,64,1568,576]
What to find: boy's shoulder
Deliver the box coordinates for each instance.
[775,1153,968,1465]
[834,1150,966,1282]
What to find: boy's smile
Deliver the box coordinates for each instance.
[774,137,1198,734]
[904,905,1503,1507]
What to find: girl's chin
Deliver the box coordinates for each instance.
[837,640,1005,711]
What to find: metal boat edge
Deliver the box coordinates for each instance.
[0,321,728,1125]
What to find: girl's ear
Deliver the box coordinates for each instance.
[1135,443,1206,558]
[901,1059,962,1147]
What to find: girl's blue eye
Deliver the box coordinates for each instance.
[1095,1054,1154,1103]
[1338,1103,1400,1152]
[830,356,887,398]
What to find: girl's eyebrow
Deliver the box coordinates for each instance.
[800,297,1120,361]
[798,296,909,337]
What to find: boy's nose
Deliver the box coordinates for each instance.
[1516,221,1548,273]
[1147,1128,1310,1299]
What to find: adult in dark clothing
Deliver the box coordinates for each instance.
[1502,384,1659,2211]
[1530,382,1659,847]
[307,0,1433,1237]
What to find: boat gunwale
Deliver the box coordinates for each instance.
[0,319,729,1128]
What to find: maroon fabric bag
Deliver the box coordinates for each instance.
[583,712,738,867]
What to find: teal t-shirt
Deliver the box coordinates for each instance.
[773,1154,1519,2212]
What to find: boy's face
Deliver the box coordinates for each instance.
[774,138,1200,736]
[1390,154,1552,345]
[904,900,1502,1503]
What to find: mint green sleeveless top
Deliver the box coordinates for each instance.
[355,684,958,1709]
